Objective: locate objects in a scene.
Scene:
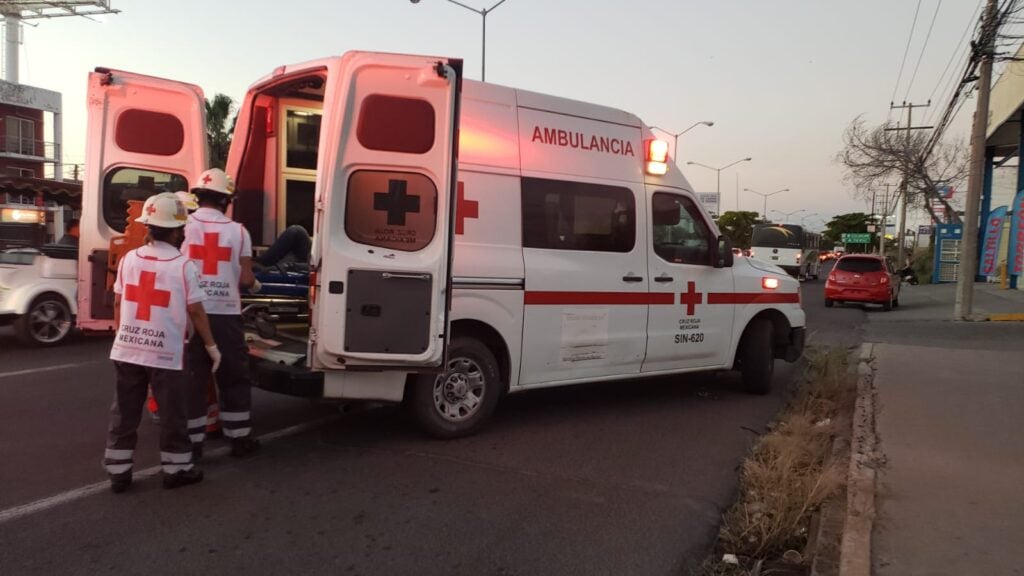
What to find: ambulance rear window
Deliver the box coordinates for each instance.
[522,178,635,253]
[345,170,437,252]
[103,168,189,233]
[356,95,435,154]
[115,109,185,156]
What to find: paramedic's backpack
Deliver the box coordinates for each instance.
[106,200,147,290]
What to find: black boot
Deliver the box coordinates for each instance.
[230,437,261,458]
[109,471,132,494]
[192,443,204,462]
[162,468,204,490]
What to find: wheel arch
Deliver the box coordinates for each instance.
[735,309,793,366]
[448,319,512,394]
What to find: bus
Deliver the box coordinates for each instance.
[750,223,821,280]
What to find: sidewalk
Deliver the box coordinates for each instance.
[866,285,1024,576]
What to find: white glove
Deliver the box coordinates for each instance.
[206,345,222,374]
[249,279,262,294]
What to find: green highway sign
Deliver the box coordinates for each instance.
[842,233,872,244]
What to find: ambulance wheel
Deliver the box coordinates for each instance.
[739,319,774,395]
[410,337,501,439]
[14,292,73,347]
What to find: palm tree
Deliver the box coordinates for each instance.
[206,94,234,169]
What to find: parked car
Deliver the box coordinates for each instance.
[0,246,78,345]
[824,254,900,311]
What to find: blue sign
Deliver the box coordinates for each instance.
[918,225,932,236]
[981,206,1008,276]
[1009,190,1024,276]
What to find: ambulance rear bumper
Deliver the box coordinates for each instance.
[250,357,324,398]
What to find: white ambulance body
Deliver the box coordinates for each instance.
[78,51,805,438]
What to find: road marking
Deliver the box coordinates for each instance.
[0,360,107,380]
[0,414,340,525]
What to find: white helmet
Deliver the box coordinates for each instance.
[174,190,199,212]
[191,168,235,196]
[136,192,188,228]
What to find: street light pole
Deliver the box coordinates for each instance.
[412,0,509,81]
[650,121,714,164]
[747,188,790,221]
[687,157,752,213]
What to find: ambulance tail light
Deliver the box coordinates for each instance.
[645,139,670,175]
[762,277,780,290]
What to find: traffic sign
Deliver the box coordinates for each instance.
[842,233,872,244]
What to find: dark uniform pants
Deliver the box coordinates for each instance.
[188,314,252,443]
[104,361,194,475]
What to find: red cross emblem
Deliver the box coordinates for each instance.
[124,270,171,322]
[201,173,213,186]
[188,232,232,275]
[680,281,703,316]
[456,181,478,235]
[146,203,158,216]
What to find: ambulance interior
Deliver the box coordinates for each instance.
[230,71,324,344]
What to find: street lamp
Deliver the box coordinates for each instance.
[769,208,806,222]
[410,0,509,82]
[746,188,790,221]
[650,121,714,163]
[686,156,752,213]
[799,212,819,226]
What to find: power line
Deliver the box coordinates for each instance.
[904,0,944,102]
[924,0,983,123]
[891,0,924,105]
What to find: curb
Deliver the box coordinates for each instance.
[988,313,1024,322]
[838,343,877,576]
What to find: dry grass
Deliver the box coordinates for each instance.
[693,347,852,575]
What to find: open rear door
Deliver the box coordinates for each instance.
[312,52,462,371]
[77,68,207,332]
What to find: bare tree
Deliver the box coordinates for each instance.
[837,116,968,224]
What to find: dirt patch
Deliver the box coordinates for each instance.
[691,347,856,576]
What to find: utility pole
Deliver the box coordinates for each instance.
[886,101,932,266]
[879,183,893,255]
[956,0,999,320]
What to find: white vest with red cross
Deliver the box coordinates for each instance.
[184,207,252,315]
[110,242,203,370]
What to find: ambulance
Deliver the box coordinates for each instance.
[77,51,805,438]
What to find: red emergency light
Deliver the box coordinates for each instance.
[645,139,670,175]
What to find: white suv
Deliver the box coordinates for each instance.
[0,247,78,346]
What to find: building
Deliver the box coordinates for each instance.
[0,79,79,248]
[982,40,1024,291]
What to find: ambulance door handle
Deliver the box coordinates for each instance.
[381,272,431,281]
[654,275,674,283]
[621,275,644,283]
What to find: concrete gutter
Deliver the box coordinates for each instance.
[838,343,877,576]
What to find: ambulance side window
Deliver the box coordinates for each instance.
[103,167,189,233]
[652,193,712,266]
[521,177,635,253]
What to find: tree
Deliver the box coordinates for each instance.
[836,117,967,224]
[717,211,762,249]
[206,94,235,170]
[823,212,876,252]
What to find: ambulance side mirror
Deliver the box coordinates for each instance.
[715,235,734,268]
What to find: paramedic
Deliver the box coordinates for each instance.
[183,168,260,458]
[104,192,220,493]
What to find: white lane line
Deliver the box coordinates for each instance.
[0,414,340,525]
[0,360,108,380]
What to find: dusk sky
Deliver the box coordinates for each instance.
[15,0,1004,229]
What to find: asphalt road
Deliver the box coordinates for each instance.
[0,264,863,576]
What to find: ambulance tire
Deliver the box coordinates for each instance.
[739,319,774,395]
[410,337,501,439]
[14,292,73,347]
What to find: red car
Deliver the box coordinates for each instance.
[824,254,900,311]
